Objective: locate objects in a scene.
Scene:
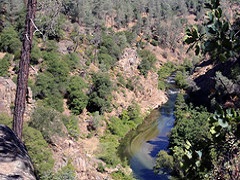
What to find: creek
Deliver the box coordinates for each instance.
[119,76,178,180]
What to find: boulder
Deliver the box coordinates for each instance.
[0,124,36,180]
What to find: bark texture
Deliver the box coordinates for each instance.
[13,0,37,139]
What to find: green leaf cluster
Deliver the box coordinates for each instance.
[184,0,240,61]
[87,73,113,114]
[0,26,21,55]
[137,49,157,77]
[0,53,11,77]
[67,76,88,115]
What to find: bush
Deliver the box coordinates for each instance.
[67,76,88,115]
[0,113,12,127]
[0,53,11,77]
[61,115,79,140]
[99,134,121,166]
[63,52,79,70]
[98,53,115,71]
[111,171,133,180]
[100,33,121,60]
[0,26,21,54]
[31,42,42,64]
[175,70,188,89]
[29,106,67,142]
[53,161,76,180]
[0,113,54,179]
[87,73,113,114]
[43,93,64,112]
[137,49,157,77]
[157,62,176,90]
[23,126,54,178]
[154,150,174,174]
[108,116,130,137]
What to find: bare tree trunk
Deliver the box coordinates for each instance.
[13,0,37,139]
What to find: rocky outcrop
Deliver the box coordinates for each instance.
[0,77,16,115]
[0,77,34,120]
[114,48,167,114]
[0,124,36,180]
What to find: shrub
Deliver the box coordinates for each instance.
[67,76,88,115]
[61,115,79,140]
[100,33,121,60]
[31,42,42,64]
[0,53,11,77]
[137,49,157,77]
[43,93,64,112]
[0,113,54,179]
[87,73,113,114]
[53,161,76,180]
[0,26,21,54]
[0,113,12,127]
[154,150,174,174]
[23,126,54,178]
[63,52,79,70]
[111,171,133,180]
[108,116,130,137]
[98,53,115,70]
[29,106,67,142]
[99,134,121,166]
[175,70,188,89]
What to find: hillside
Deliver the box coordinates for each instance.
[0,0,239,179]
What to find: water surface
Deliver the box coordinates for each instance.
[119,78,178,180]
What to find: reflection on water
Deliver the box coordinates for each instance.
[119,80,178,180]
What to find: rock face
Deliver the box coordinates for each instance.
[0,77,34,120]
[114,48,167,114]
[0,124,36,180]
[0,77,16,115]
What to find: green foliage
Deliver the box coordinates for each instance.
[43,51,70,83]
[31,42,42,65]
[99,134,121,166]
[108,103,142,137]
[97,163,105,173]
[23,126,54,178]
[0,26,21,54]
[184,0,240,61]
[67,76,88,115]
[87,73,113,114]
[175,70,188,89]
[98,53,115,71]
[137,49,157,77]
[53,161,76,180]
[0,105,54,180]
[43,93,64,112]
[111,171,133,180]
[158,62,176,90]
[33,51,70,111]
[29,106,67,142]
[100,33,121,60]
[0,112,12,127]
[154,150,174,174]
[63,52,80,70]
[61,115,80,140]
[123,31,136,45]
[157,93,212,179]
[0,53,11,77]
[108,116,130,137]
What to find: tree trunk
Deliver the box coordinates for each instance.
[13,0,37,139]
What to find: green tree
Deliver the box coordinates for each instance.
[137,49,157,77]
[0,53,11,76]
[67,76,88,115]
[0,26,21,54]
[87,73,113,114]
